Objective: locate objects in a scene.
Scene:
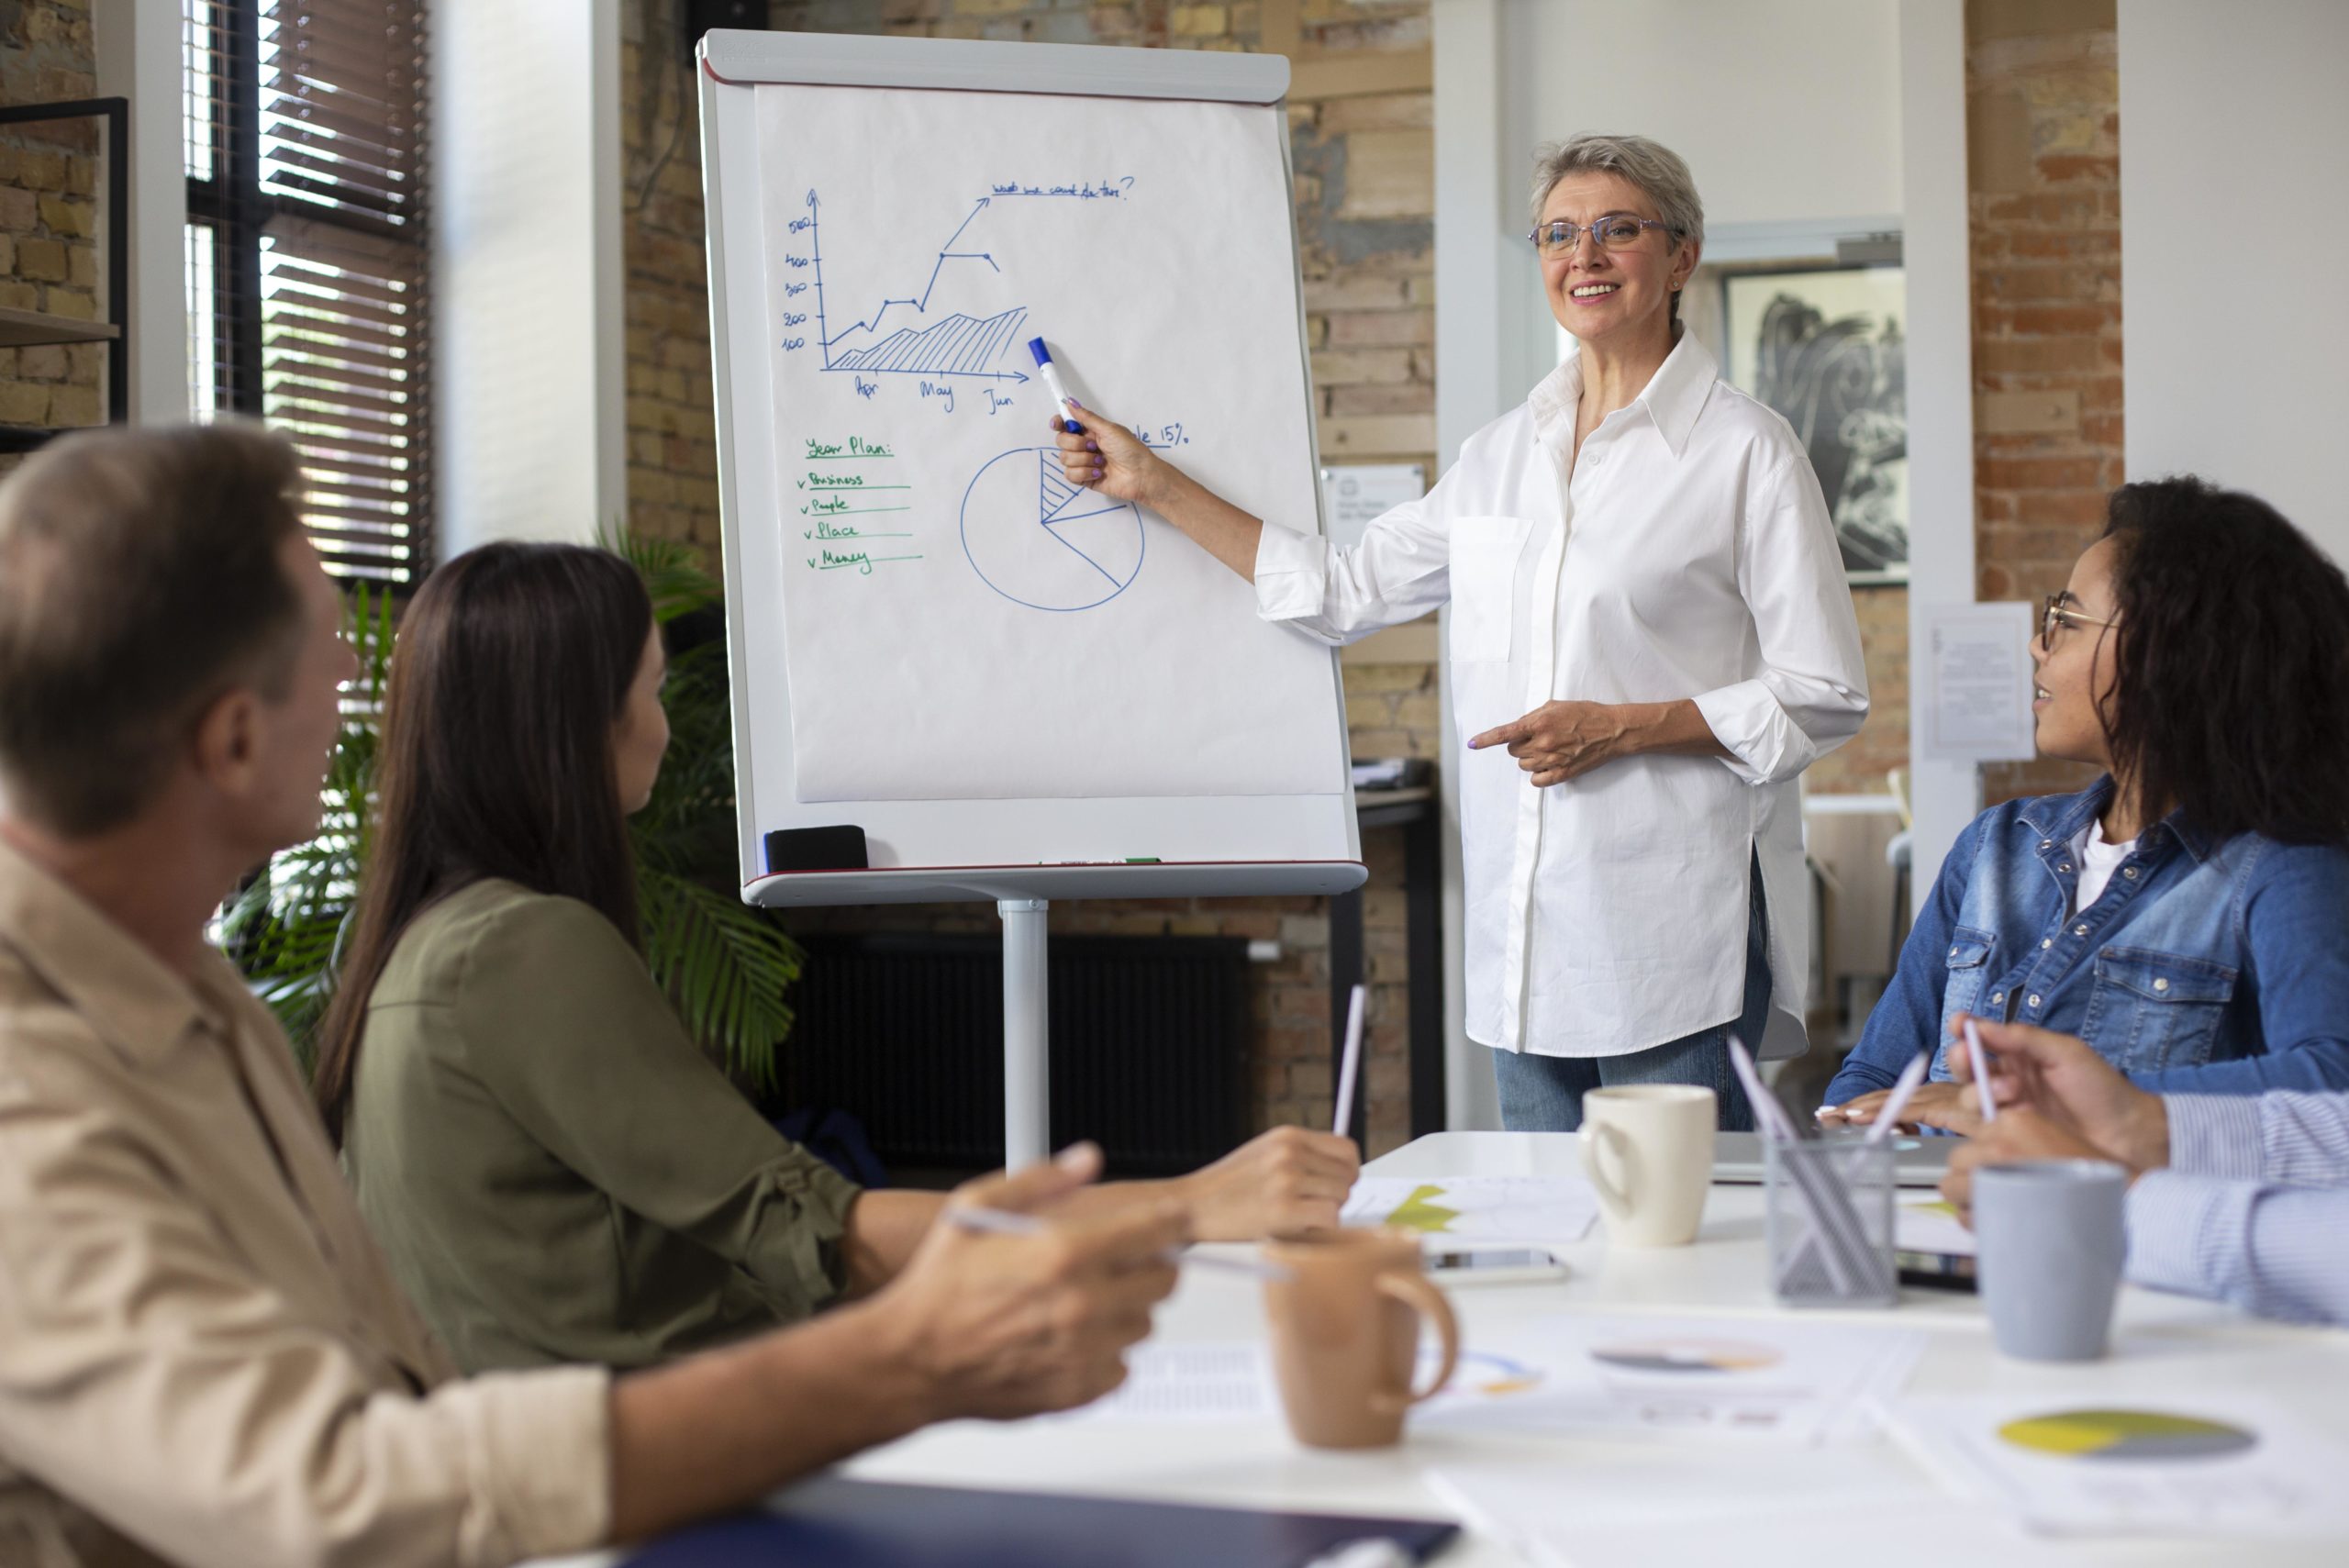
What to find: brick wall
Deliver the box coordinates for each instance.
[618,0,1438,1152]
[0,0,104,476]
[1966,0,2117,804]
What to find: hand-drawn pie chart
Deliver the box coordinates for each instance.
[960,447,1145,612]
[1588,1338,1784,1374]
[1997,1409,2258,1462]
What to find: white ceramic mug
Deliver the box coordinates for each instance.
[1578,1084,1717,1247]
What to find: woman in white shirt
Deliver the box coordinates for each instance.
[1053,134,1867,1130]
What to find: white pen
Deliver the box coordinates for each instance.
[1333,983,1367,1141]
[1028,337,1082,433]
[1965,1017,1998,1123]
[1865,1050,1933,1144]
[1304,1540,1413,1568]
[945,1204,1296,1282]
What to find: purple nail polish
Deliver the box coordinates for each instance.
[1086,441,1099,452]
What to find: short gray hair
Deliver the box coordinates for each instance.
[1528,133,1705,250]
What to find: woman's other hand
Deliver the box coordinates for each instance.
[1051,403,1166,510]
[1820,1079,1971,1136]
[1469,700,1641,786]
[1174,1125,1361,1240]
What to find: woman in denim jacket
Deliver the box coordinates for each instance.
[1822,477,2349,1126]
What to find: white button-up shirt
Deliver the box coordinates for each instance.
[1255,333,1867,1059]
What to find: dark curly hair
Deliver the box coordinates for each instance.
[2099,476,2349,845]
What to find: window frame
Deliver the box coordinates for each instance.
[184,0,434,583]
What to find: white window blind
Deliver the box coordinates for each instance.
[184,0,431,584]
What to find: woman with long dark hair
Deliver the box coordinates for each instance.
[316,541,1357,1374]
[1822,477,2349,1125]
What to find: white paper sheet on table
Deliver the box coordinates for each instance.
[1044,1342,1276,1425]
[1887,1393,2349,1539]
[1412,1314,1926,1447]
[752,84,1341,803]
[1340,1175,1600,1244]
[1896,1195,1977,1257]
[1424,1458,2085,1568]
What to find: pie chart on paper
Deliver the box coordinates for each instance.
[1587,1338,1784,1375]
[1997,1409,2259,1462]
[959,446,1145,612]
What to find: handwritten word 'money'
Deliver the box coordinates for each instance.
[814,549,874,574]
[989,178,1137,200]
[803,437,895,458]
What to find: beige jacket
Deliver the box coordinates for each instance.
[0,837,611,1568]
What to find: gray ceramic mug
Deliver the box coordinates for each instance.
[1973,1159,2129,1362]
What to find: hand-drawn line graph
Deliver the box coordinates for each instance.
[805,191,1032,383]
[960,447,1144,612]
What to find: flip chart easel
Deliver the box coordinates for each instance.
[696,31,1365,1165]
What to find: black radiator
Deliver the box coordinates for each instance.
[782,932,1252,1178]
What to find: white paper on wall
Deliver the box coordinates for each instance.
[752,84,1342,804]
[1922,602,2037,763]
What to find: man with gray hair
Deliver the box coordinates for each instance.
[0,423,1184,1568]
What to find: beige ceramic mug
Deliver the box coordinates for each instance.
[1259,1227,1461,1449]
[1578,1084,1718,1246]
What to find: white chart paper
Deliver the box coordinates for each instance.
[753,85,1341,803]
[1044,1342,1275,1425]
[1889,1394,2349,1539]
[1414,1314,1925,1447]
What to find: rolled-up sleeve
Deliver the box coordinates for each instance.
[1692,450,1869,784]
[0,1049,613,1568]
[1252,473,1455,645]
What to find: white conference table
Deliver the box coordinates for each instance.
[551,1132,2349,1566]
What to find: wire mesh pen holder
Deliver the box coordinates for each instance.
[1765,1133,1898,1307]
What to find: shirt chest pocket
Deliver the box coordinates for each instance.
[1446,515,1531,664]
[2080,947,2238,1075]
[1930,928,1998,1073]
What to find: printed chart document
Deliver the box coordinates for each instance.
[1412,1314,1925,1447]
[1340,1174,1600,1244]
[1888,1394,2349,1539]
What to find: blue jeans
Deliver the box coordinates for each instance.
[1492,858,1769,1133]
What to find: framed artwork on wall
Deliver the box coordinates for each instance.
[1721,264,1907,584]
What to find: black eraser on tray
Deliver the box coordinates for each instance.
[763,825,869,873]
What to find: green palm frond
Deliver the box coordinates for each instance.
[609,525,723,628]
[638,863,799,1094]
[220,582,393,1068]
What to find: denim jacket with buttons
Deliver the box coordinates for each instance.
[1826,779,2349,1102]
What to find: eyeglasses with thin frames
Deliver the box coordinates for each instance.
[1525,214,1675,260]
[2040,592,2116,653]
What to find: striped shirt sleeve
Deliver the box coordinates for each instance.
[2122,1090,2349,1326]
[2165,1090,2349,1183]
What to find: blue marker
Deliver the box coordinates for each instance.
[1028,337,1082,434]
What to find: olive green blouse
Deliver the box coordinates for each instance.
[344,878,859,1374]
